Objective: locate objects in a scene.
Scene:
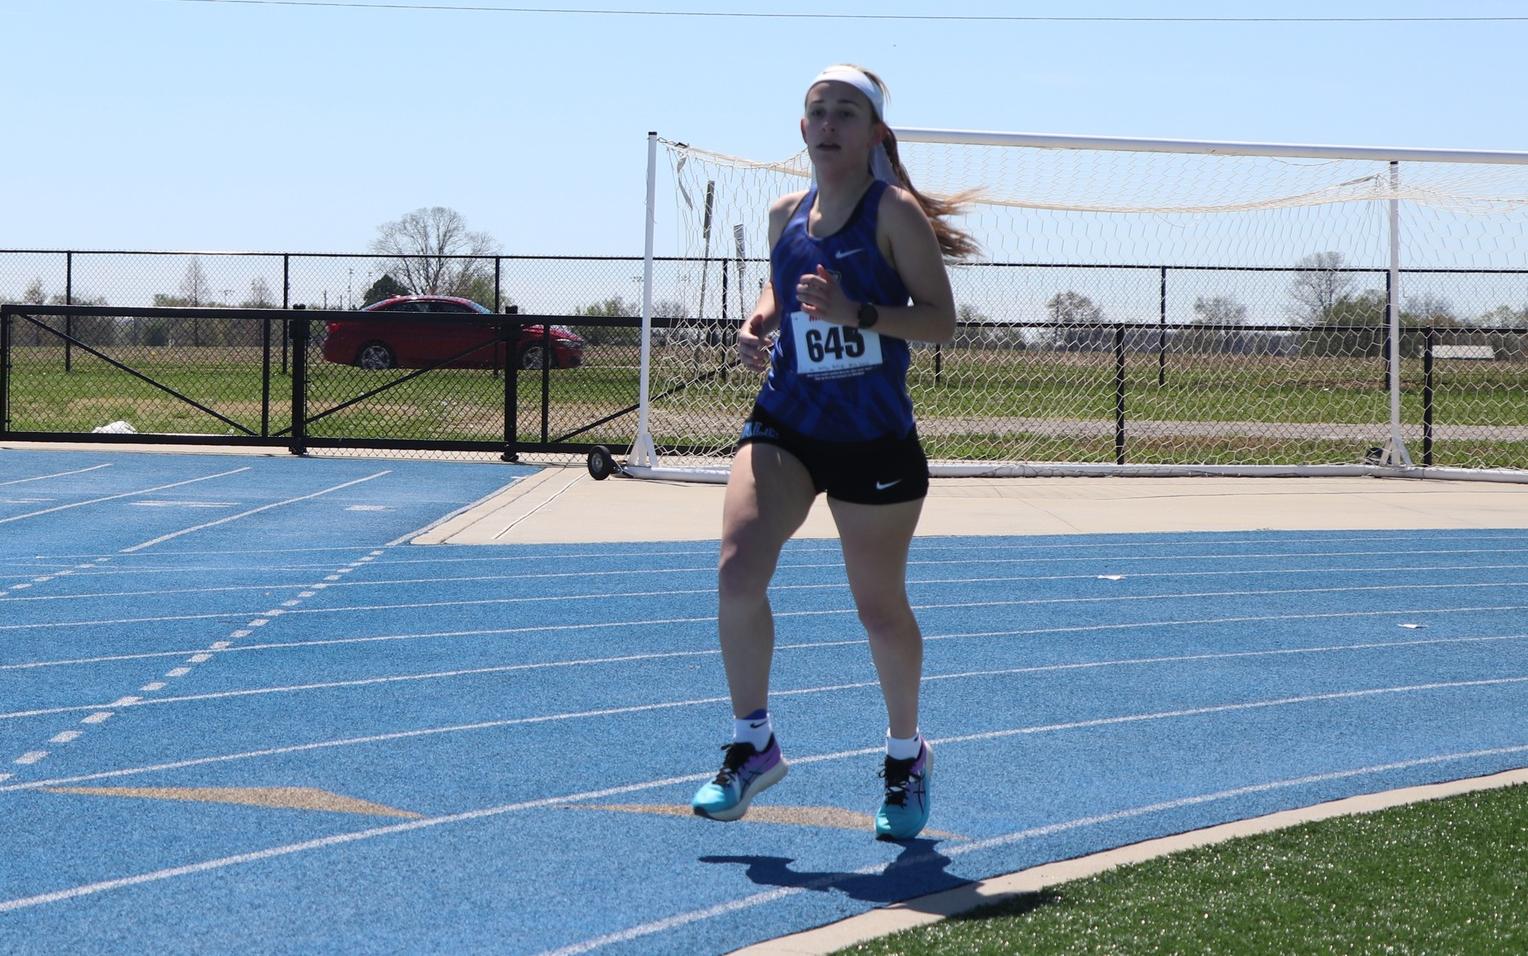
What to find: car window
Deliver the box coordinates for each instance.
[376,301,427,313]
[428,301,474,314]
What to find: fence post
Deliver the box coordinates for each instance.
[1423,325,1435,466]
[65,251,74,374]
[1,308,10,437]
[261,308,272,438]
[540,320,552,445]
[281,254,291,376]
[289,304,308,456]
[1383,270,1393,393]
[1158,265,1167,387]
[1115,324,1127,465]
[501,309,519,462]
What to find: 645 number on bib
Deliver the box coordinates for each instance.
[791,311,883,379]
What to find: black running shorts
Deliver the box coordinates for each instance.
[737,405,929,505]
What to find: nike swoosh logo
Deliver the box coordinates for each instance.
[875,479,902,491]
[834,248,863,259]
[748,720,768,728]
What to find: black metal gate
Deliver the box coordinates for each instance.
[0,304,645,459]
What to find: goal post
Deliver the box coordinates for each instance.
[626,129,1528,484]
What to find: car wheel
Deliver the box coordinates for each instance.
[519,345,549,370]
[357,342,395,370]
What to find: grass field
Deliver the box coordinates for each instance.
[838,783,1528,956]
[5,344,1527,468]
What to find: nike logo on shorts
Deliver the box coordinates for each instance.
[875,479,903,491]
[835,248,864,259]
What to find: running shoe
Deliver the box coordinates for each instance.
[691,736,787,821]
[875,741,932,839]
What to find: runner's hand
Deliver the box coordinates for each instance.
[797,265,853,325]
[739,312,775,372]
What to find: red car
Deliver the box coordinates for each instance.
[322,295,584,371]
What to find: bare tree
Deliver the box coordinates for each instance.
[1186,294,1248,353]
[244,276,275,309]
[1288,251,1356,324]
[369,207,501,300]
[1045,290,1106,350]
[179,257,211,306]
[1402,293,1455,328]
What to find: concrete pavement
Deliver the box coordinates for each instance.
[416,468,1528,545]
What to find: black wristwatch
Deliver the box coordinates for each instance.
[856,301,880,329]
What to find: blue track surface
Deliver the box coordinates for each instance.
[2,450,1526,954]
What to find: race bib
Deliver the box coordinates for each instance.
[790,311,883,379]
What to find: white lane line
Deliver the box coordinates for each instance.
[139,682,167,693]
[542,743,1528,956]
[164,669,190,679]
[48,731,81,744]
[119,471,392,553]
[64,558,1515,612]
[23,530,1507,565]
[13,751,47,765]
[34,540,1526,582]
[0,469,251,524]
[4,657,1525,741]
[81,713,113,725]
[7,596,1527,674]
[32,561,1502,604]
[6,738,1526,922]
[25,558,1520,608]
[34,576,1498,632]
[8,673,1526,799]
[154,581,1528,624]
[187,654,212,664]
[0,610,255,632]
[0,464,112,486]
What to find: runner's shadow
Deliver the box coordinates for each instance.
[700,839,967,904]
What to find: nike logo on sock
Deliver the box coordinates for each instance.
[748,720,768,728]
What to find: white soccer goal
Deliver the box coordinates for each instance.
[619,129,1528,484]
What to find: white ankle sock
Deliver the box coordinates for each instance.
[734,709,772,749]
[886,731,921,761]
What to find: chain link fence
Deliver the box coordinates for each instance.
[3,250,1526,473]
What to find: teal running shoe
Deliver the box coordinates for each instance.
[691,736,787,821]
[875,741,932,840]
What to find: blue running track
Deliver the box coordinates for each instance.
[1,450,1526,954]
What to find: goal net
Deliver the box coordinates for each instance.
[628,130,1528,482]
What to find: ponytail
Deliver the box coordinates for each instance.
[847,65,979,261]
[882,127,981,261]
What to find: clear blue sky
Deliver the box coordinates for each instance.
[5,0,1528,256]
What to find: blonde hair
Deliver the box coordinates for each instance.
[836,65,980,261]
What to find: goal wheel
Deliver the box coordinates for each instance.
[587,446,619,480]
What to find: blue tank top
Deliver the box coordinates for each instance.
[755,179,914,441]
